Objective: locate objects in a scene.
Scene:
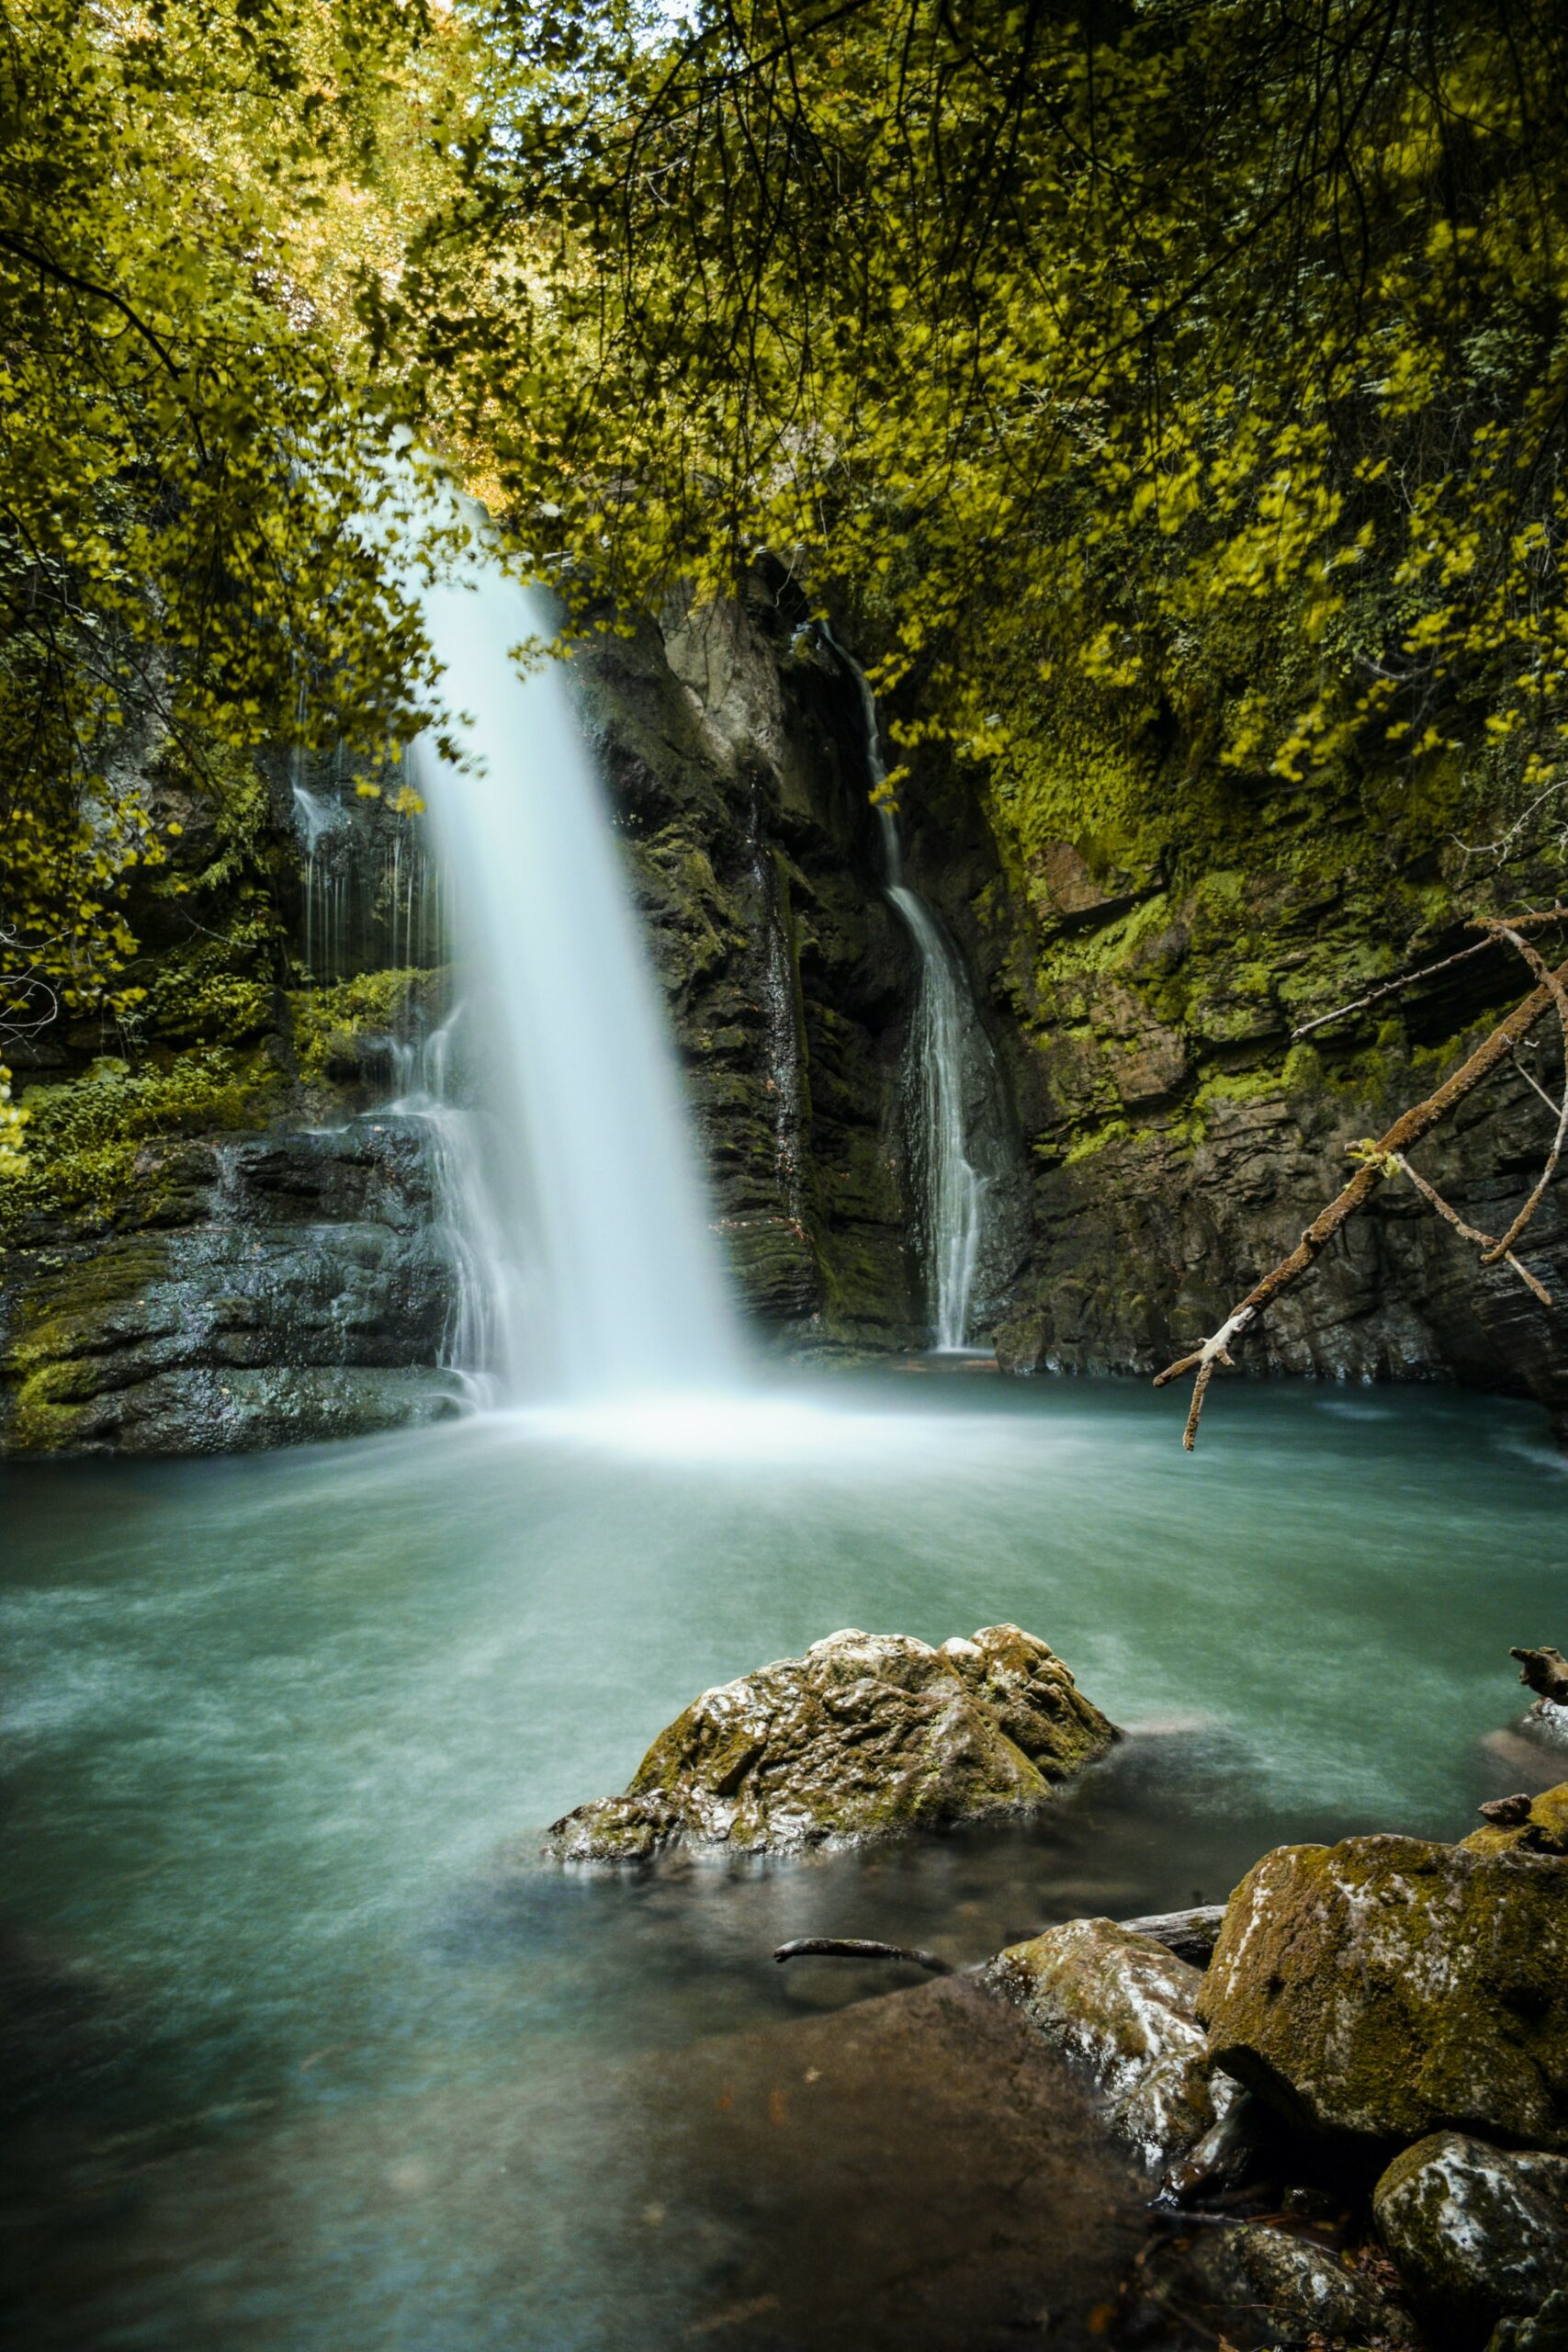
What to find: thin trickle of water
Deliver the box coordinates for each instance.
[386,1006,505,1403]
[406,503,741,1402]
[290,797,443,989]
[827,628,989,1352]
[752,841,806,1217]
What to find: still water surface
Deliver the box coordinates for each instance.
[2,1373,1563,2346]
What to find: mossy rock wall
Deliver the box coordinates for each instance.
[902,672,1568,1433]
[6,564,1566,1453]
[0,740,466,1452]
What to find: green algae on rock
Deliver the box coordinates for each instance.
[985,1916,1233,2167]
[545,1623,1117,1861]
[1373,2132,1568,2348]
[1198,1815,1568,2152]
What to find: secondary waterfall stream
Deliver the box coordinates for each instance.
[404,514,739,1402]
[829,629,993,1351]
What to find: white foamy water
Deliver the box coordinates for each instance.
[826,626,989,1350]
[406,507,740,1401]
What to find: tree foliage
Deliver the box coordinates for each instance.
[0,0,468,1146]
[10,0,1568,1168]
[395,0,1568,814]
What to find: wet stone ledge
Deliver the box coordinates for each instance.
[0,1123,466,1454]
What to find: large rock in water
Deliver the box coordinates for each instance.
[984,1917,1234,2166]
[1197,1815,1568,2150]
[1372,2132,1568,2346]
[546,1624,1116,1860]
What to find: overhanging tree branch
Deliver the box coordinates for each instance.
[1155,939,1568,1448]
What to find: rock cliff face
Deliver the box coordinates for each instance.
[923,693,1568,1431]
[570,587,924,1351]
[3,1125,463,1453]
[2,569,1564,1450]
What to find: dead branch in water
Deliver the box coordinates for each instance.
[773,1937,953,1974]
[773,1904,1226,1976]
[1156,931,1568,1449]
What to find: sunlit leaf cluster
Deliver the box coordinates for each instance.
[0,0,468,1102]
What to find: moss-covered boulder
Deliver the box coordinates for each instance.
[1197,1823,1568,2150]
[1372,2132,1568,2347]
[1180,2219,1416,2350]
[546,1623,1116,1860]
[985,1917,1233,2166]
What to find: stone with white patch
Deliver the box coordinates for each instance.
[985,1916,1234,2165]
[1374,2132,1568,2347]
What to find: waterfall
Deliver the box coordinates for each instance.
[405,515,741,1403]
[828,629,989,1352]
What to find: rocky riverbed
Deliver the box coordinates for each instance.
[545,1623,1568,2351]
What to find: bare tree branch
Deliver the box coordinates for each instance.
[1155,948,1568,1448]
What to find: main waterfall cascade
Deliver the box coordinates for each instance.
[827,628,998,1352]
[400,511,741,1403]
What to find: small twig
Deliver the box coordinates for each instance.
[1392,1153,1551,1306]
[1289,936,1497,1040]
[773,1937,953,1974]
[1511,1045,1566,1119]
[1289,907,1568,1043]
[1474,923,1568,1263]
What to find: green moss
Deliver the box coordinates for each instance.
[288,969,423,1084]
[145,913,276,1047]
[1191,1067,1289,1111]
[1062,1117,1133,1163]
[0,1049,277,1243]
[1035,891,1173,986]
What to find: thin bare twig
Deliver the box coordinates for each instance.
[1289,935,1497,1039]
[1392,1152,1551,1306]
[1512,1044,1566,1118]
[1474,922,1568,1264]
[1289,906,1568,1041]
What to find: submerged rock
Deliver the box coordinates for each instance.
[546,1623,1116,1860]
[1198,1815,1568,2150]
[984,1917,1233,2166]
[1372,2132,1568,2346]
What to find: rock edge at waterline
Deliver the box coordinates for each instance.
[545,1623,1118,1861]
